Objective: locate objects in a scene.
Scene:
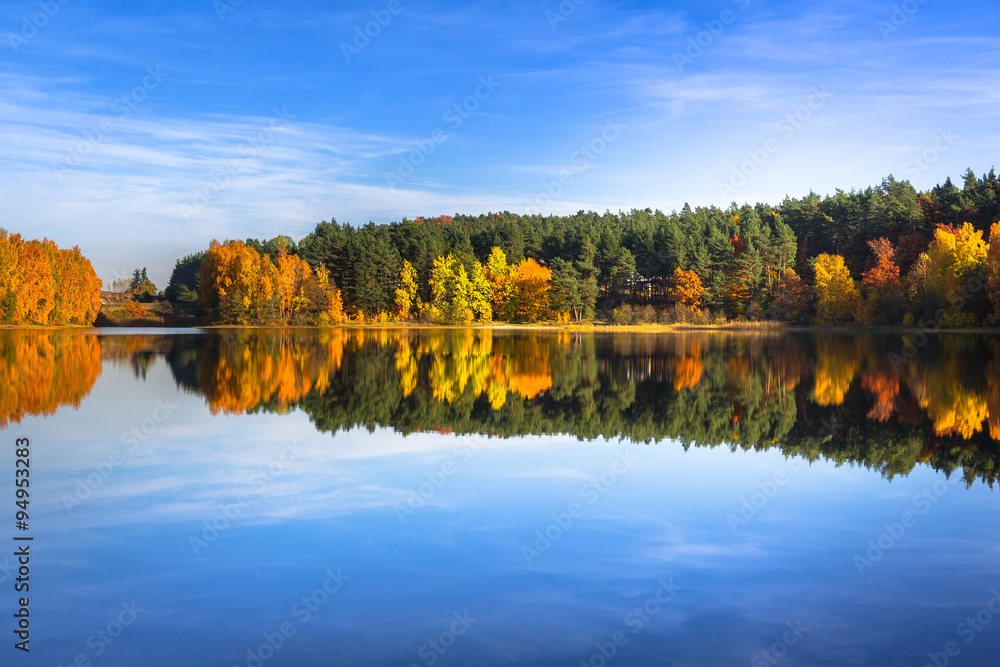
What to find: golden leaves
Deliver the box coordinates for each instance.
[813,254,858,324]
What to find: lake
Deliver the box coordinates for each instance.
[3,327,1000,666]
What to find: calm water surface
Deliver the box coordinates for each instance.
[2,328,1000,666]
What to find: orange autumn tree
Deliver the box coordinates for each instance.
[502,258,552,322]
[17,240,56,324]
[0,229,101,326]
[199,239,266,323]
[275,245,317,323]
[859,238,902,323]
[200,239,322,325]
[861,238,901,296]
[669,267,703,310]
[987,221,1000,324]
[49,242,103,325]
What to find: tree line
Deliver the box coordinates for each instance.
[160,168,1000,327]
[0,229,102,326]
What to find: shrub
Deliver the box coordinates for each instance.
[611,304,635,325]
[660,302,694,324]
[123,301,147,318]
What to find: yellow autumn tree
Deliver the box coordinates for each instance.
[315,263,345,325]
[200,240,256,323]
[813,254,858,324]
[429,253,473,323]
[395,260,420,319]
[275,245,300,322]
[923,222,988,325]
[484,247,513,310]
[468,261,493,323]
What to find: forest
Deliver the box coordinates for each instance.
[164,168,1000,328]
[3,169,999,329]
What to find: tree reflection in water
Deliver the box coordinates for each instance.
[3,328,1000,486]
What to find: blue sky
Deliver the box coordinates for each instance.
[1,0,997,286]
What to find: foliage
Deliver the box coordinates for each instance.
[172,169,1000,326]
[123,301,148,318]
[128,267,157,301]
[503,258,552,322]
[394,260,420,319]
[768,269,810,322]
[550,258,582,321]
[165,252,204,302]
[468,261,493,323]
[315,263,345,325]
[669,267,702,310]
[429,253,475,324]
[988,222,1000,323]
[923,222,989,324]
[199,239,328,325]
[924,223,988,298]
[484,246,512,308]
[813,254,858,324]
[0,229,102,326]
[859,238,903,324]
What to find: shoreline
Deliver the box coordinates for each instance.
[5,322,1000,335]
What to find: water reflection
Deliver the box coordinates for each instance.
[0,329,102,426]
[3,328,1000,484]
[5,327,1000,666]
